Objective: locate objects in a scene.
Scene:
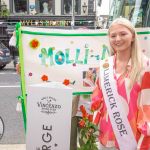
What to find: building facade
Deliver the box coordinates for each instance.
[0,0,96,48]
[108,0,150,27]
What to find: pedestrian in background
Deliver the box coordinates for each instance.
[91,17,150,150]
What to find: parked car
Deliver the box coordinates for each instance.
[0,42,11,69]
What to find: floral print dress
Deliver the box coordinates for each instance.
[91,55,150,150]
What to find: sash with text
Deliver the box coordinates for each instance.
[100,56,137,150]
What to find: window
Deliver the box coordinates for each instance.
[74,0,81,15]
[13,0,27,13]
[108,0,150,27]
[35,0,54,15]
[63,0,72,15]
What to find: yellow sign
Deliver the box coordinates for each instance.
[20,20,71,26]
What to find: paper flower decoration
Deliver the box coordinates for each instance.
[73,63,76,67]
[29,39,39,49]
[28,72,33,76]
[63,79,76,86]
[41,75,48,82]
[63,79,70,86]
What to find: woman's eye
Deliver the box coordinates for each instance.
[111,35,116,38]
[120,33,127,36]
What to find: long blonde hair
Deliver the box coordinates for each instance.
[108,18,143,87]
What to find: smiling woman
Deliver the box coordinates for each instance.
[91,18,150,150]
[109,24,134,56]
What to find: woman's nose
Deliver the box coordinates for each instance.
[115,35,121,41]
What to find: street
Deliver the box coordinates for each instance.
[0,62,25,144]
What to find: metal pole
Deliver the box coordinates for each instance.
[95,0,97,29]
[0,0,1,16]
[71,0,75,29]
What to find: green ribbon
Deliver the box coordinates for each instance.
[16,22,27,132]
[17,94,27,132]
[15,22,21,48]
[17,95,24,102]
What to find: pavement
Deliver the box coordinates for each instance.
[0,144,26,150]
[0,60,26,150]
[6,60,15,69]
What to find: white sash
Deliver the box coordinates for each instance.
[100,56,137,150]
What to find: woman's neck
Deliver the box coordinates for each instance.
[116,50,131,63]
[115,50,131,74]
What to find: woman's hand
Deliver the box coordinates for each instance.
[16,63,20,75]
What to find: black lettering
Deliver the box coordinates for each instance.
[43,125,52,131]
[113,112,120,118]
[107,93,113,97]
[113,112,128,136]
[109,97,115,103]
[42,145,51,150]
[42,125,52,143]
[106,87,112,95]
[42,133,52,143]
[104,75,109,82]
[110,102,117,109]
[37,102,40,107]
[104,68,109,76]
[104,81,110,89]
[119,129,128,136]
[115,118,122,124]
[117,123,125,130]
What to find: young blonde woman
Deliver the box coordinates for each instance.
[91,18,150,150]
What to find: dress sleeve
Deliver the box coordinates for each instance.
[91,78,104,125]
[137,71,150,149]
[91,78,103,106]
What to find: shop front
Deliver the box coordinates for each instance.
[0,0,96,56]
